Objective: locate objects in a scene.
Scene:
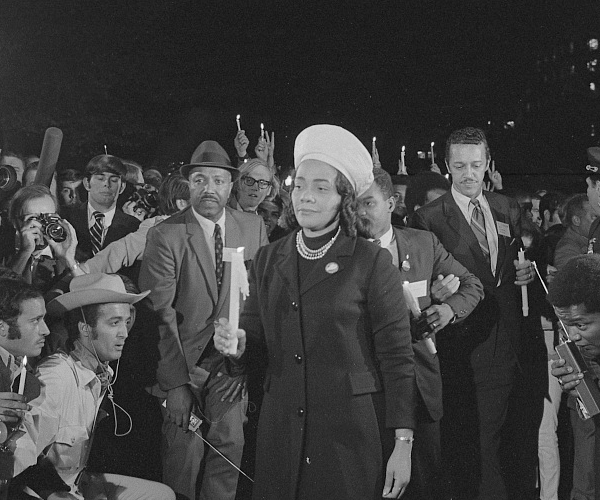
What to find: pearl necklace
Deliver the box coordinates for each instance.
[296,226,341,260]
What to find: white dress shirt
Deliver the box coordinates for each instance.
[191,208,226,267]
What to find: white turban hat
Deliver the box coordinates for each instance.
[294,124,374,197]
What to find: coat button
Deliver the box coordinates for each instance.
[294,354,302,364]
[197,345,203,350]
[297,407,305,417]
[291,301,298,311]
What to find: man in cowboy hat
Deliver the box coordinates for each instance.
[11,273,175,500]
[139,140,268,500]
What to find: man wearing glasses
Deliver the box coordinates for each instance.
[6,185,78,295]
[227,158,279,214]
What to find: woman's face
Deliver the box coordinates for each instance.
[238,164,272,211]
[292,160,341,236]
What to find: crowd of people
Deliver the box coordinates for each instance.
[0,123,599,500]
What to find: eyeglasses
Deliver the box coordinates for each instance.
[242,176,272,190]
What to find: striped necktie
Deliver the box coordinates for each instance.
[90,211,105,255]
[470,199,490,263]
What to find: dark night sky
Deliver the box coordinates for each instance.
[0,1,597,176]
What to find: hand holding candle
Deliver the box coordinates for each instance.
[518,249,529,317]
[222,247,249,355]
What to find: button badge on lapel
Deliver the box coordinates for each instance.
[325,262,339,274]
[402,254,410,272]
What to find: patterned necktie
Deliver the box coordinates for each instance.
[214,224,224,291]
[373,238,381,246]
[90,211,105,255]
[96,366,111,393]
[470,199,490,262]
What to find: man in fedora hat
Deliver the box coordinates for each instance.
[139,140,268,500]
[11,273,175,500]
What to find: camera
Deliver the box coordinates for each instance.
[35,214,67,243]
[129,185,159,216]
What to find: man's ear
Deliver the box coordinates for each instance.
[572,215,581,227]
[544,209,552,223]
[78,321,90,337]
[118,181,126,196]
[83,177,91,192]
[387,196,396,214]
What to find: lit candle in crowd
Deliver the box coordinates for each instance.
[17,356,27,395]
[104,145,108,155]
[236,114,241,131]
[399,145,406,174]
[261,123,265,139]
[430,142,435,164]
[372,136,376,154]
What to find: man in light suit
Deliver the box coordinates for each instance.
[411,127,534,500]
[139,140,268,500]
[357,168,484,500]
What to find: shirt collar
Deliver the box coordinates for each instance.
[191,207,226,239]
[32,245,54,261]
[0,345,23,379]
[378,225,394,248]
[451,184,489,214]
[87,203,116,227]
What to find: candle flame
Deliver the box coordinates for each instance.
[373,136,376,142]
[430,142,435,147]
[22,356,27,367]
[402,145,405,152]
[236,114,240,120]
[261,123,264,129]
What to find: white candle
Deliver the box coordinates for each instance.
[430,142,435,164]
[518,249,529,317]
[399,145,406,175]
[372,136,376,154]
[17,356,27,395]
[104,144,108,155]
[223,247,249,355]
[261,123,265,139]
[402,282,436,355]
[236,114,241,131]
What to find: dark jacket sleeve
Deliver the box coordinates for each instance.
[368,249,417,429]
[428,231,484,322]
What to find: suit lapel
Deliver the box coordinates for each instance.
[274,230,300,302]
[299,233,354,296]
[185,210,218,305]
[485,194,507,278]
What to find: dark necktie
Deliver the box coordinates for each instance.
[374,238,381,246]
[214,224,224,291]
[470,199,490,262]
[90,211,105,255]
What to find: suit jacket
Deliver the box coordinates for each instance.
[554,227,589,270]
[393,227,483,421]
[412,190,523,381]
[62,205,141,262]
[138,206,268,396]
[241,231,416,500]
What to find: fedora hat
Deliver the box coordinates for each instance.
[180,140,238,179]
[47,274,150,315]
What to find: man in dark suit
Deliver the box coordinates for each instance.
[62,155,140,263]
[139,141,268,500]
[357,168,484,500]
[0,278,46,483]
[411,127,534,500]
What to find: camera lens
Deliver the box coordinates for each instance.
[0,165,17,192]
[46,222,67,242]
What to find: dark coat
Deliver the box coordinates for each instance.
[241,230,417,500]
[62,205,140,263]
[393,226,483,421]
[412,190,523,381]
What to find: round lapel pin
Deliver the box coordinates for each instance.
[402,260,411,272]
[325,262,339,274]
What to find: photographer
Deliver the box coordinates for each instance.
[7,185,78,295]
